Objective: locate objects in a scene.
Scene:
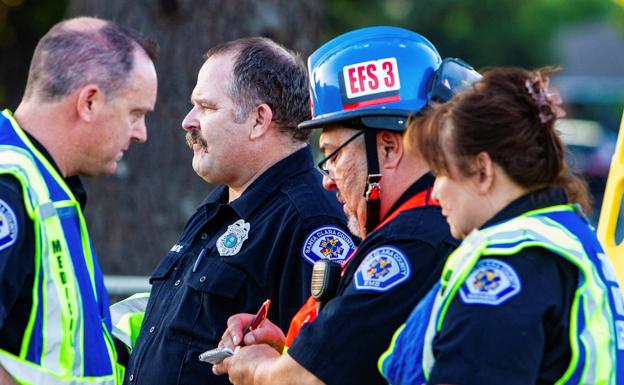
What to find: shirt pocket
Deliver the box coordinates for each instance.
[150,252,178,283]
[142,253,179,321]
[168,260,247,346]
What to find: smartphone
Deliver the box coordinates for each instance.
[198,347,235,365]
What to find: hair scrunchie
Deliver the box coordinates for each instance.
[525,74,566,124]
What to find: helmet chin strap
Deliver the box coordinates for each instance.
[363,129,382,235]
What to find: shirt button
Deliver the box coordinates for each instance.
[129,374,135,382]
[199,276,206,283]
[149,326,155,333]
[201,233,208,240]
[174,279,181,286]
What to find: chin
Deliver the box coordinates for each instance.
[450,225,467,240]
[347,215,362,238]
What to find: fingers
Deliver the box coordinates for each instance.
[222,313,254,349]
[212,356,229,376]
[242,319,286,352]
[227,315,246,347]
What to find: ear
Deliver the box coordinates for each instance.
[474,151,495,194]
[377,131,403,170]
[249,103,273,140]
[76,84,104,123]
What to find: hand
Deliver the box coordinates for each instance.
[219,313,286,352]
[213,344,280,384]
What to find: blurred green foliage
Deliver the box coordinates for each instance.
[325,0,624,68]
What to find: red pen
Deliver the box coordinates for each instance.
[240,299,271,346]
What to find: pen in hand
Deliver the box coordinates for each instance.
[239,299,271,347]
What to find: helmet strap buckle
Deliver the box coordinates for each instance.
[365,174,382,201]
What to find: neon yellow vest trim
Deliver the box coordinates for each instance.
[0,110,119,385]
[423,205,620,385]
[110,292,149,350]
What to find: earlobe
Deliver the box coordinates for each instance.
[250,103,273,140]
[76,85,101,122]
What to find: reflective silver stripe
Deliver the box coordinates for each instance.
[580,313,597,385]
[0,151,68,375]
[72,270,84,377]
[423,229,486,376]
[41,251,64,373]
[111,325,132,349]
[425,211,619,384]
[0,147,47,210]
[110,293,149,349]
[39,202,57,220]
[0,351,115,385]
[0,148,79,376]
[0,122,116,382]
[110,293,149,324]
[489,217,614,384]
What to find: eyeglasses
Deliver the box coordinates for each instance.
[317,130,365,177]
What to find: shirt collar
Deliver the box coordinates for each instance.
[382,172,436,220]
[23,130,87,209]
[481,186,569,229]
[204,146,315,218]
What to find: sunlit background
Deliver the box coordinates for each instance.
[0,0,622,285]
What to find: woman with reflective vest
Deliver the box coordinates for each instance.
[379,67,624,385]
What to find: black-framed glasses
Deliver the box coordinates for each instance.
[317,130,365,177]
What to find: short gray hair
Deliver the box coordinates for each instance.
[24,18,159,101]
[205,37,311,142]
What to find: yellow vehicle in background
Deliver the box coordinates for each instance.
[598,111,624,289]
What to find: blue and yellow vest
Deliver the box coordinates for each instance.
[0,110,121,385]
[379,204,624,385]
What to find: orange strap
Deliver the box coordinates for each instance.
[284,296,318,348]
[283,188,438,349]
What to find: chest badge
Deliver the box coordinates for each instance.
[217,219,250,256]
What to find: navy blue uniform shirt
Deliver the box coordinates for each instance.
[288,173,457,385]
[428,188,579,385]
[0,132,86,354]
[124,146,355,385]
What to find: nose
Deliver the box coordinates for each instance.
[322,174,337,191]
[182,106,199,132]
[131,118,148,143]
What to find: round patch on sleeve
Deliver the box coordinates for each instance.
[459,258,522,306]
[0,199,18,252]
[301,226,356,265]
[354,246,411,292]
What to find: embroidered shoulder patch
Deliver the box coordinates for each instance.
[354,246,411,292]
[0,199,18,252]
[301,226,355,265]
[459,258,521,306]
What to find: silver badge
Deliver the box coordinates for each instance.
[216,219,250,256]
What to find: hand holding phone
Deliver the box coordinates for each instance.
[198,347,235,365]
[199,299,272,364]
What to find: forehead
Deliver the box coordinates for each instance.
[194,53,235,97]
[319,124,360,147]
[120,51,158,107]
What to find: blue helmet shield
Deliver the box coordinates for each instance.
[299,26,442,132]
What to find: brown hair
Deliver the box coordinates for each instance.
[407,67,591,213]
[204,37,311,142]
